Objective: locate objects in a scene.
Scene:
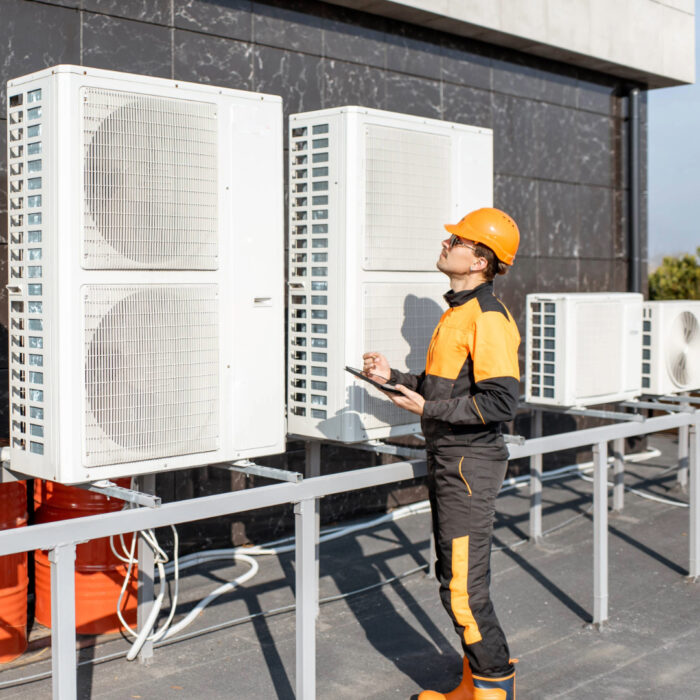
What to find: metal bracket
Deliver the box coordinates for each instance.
[227,460,303,483]
[526,403,645,422]
[622,399,697,414]
[651,394,700,406]
[351,439,426,459]
[77,480,162,508]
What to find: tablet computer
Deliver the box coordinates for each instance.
[345,366,403,394]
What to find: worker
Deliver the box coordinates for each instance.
[363,208,521,700]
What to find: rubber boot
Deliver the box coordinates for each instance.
[418,656,474,700]
[471,669,515,700]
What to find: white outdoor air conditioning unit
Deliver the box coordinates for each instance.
[6,65,285,484]
[642,301,700,394]
[525,292,643,407]
[287,107,493,442]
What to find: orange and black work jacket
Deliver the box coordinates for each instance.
[390,282,521,454]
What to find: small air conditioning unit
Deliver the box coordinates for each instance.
[525,292,643,407]
[287,106,493,442]
[6,65,285,483]
[642,301,700,394]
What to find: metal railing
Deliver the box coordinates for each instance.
[0,408,697,699]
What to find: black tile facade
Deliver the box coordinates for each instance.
[442,82,492,129]
[174,30,253,89]
[82,12,171,77]
[0,0,648,537]
[174,0,253,41]
[322,59,386,110]
[82,0,172,25]
[1,0,80,108]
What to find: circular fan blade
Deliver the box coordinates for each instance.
[666,311,700,389]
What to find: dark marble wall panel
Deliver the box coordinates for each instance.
[0,0,80,107]
[0,250,7,333]
[536,257,579,293]
[385,25,442,81]
[442,83,491,129]
[492,50,576,108]
[613,189,629,260]
[174,31,253,90]
[611,260,629,292]
[538,180,578,258]
[498,256,538,333]
[252,0,323,55]
[537,102,578,182]
[494,174,538,257]
[576,112,615,187]
[82,0,172,25]
[0,121,6,218]
[174,0,253,42]
[578,258,612,292]
[577,185,613,259]
[492,93,541,178]
[321,14,386,69]
[440,38,491,91]
[385,72,440,119]
[322,60,385,110]
[82,12,171,78]
[253,46,323,121]
[577,72,616,115]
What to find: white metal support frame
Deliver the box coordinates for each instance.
[593,442,609,625]
[137,473,156,665]
[305,441,322,619]
[529,409,543,541]
[678,392,691,489]
[612,437,625,512]
[295,498,317,699]
[49,543,77,700]
[690,423,699,580]
[0,411,697,699]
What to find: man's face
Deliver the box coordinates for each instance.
[436,234,479,276]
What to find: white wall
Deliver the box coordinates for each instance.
[325,0,695,87]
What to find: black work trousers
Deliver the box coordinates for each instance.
[427,448,513,677]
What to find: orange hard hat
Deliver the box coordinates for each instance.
[444,208,520,265]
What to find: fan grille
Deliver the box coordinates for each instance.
[84,285,219,467]
[667,310,700,388]
[82,88,218,269]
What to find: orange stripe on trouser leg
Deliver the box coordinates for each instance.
[450,535,482,646]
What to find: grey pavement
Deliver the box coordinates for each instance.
[0,433,698,699]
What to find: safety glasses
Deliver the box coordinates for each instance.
[448,234,477,252]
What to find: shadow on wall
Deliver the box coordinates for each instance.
[316,293,444,439]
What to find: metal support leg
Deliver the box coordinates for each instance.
[137,473,156,664]
[305,441,321,618]
[295,498,317,700]
[49,543,77,700]
[689,423,699,580]
[612,437,625,512]
[678,425,689,491]
[530,409,543,542]
[593,442,609,626]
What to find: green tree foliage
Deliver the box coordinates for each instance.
[648,247,700,300]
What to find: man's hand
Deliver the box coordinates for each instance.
[386,384,425,416]
[362,351,391,383]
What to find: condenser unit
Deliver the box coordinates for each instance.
[525,293,643,407]
[6,65,285,484]
[642,301,700,394]
[287,107,493,442]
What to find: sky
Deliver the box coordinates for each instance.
[647,3,700,262]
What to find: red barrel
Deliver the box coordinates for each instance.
[34,479,138,635]
[0,481,28,662]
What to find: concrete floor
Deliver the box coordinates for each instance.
[0,433,698,699]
